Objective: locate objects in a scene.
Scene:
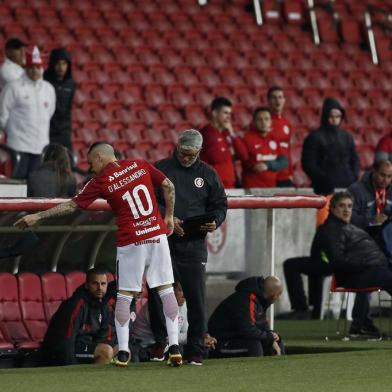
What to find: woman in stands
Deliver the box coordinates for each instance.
[27,143,76,197]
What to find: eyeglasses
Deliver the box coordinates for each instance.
[177,148,201,159]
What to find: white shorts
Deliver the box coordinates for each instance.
[116,234,174,292]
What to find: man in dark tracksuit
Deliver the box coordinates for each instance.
[302,97,359,195]
[318,192,392,337]
[44,48,76,152]
[347,160,392,336]
[149,129,227,365]
[42,268,117,366]
[208,276,284,358]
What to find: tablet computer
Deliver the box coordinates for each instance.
[180,212,217,240]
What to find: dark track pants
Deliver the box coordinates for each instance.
[148,258,206,357]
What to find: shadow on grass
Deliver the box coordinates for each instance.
[286,345,379,355]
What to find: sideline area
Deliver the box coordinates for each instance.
[1,320,392,392]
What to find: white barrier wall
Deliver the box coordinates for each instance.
[205,188,318,314]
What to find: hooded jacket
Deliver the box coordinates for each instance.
[316,214,388,282]
[42,281,117,365]
[208,277,274,345]
[348,171,392,229]
[302,98,359,195]
[44,48,75,150]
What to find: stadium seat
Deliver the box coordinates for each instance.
[17,273,47,344]
[324,274,383,339]
[65,271,86,297]
[41,273,67,323]
[0,273,39,349]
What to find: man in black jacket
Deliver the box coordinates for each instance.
[208,276,284,358]
[318,191,392,295]
[44,48,76,152]
[347,160,392,336]
[149,129,227,365]
[302,97,359,195]
[42,268,117,366]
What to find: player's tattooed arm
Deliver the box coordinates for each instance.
[161,178,175,217]
[14,201,79,229]
[161,178,175,235]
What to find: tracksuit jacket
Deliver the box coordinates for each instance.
[316,214,388,285]
[200,123,248,188]
[301,97,359,195]
[44,48,76,151]
[42,283,117,365]
[0,73,56,154]
[155,153,227,263]
[348,171,392,229]
[208,277,275,345]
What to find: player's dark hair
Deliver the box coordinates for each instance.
[373,159,392,171]
[86,267,108,282]
[253,106,271,120]
[211,96,232,112]
[330,191,353,209]
[267,86,284,99]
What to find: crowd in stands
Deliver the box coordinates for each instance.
[0,36,391,192]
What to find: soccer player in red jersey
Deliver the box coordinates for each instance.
[267,86,293,187]
[14,142,182,367]
[242,107,288,188]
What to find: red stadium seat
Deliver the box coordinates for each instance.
[158,104,184,126]
[17,273,47,344]
[0,273,39,349]
[65,271,86,298]
[41,272,67,323]
[120,126,145,147]
[144,85,167,108]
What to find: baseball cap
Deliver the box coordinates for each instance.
[5,37,26,50]
[25,46,44,67]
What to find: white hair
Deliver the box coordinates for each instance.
[178,129,203,150]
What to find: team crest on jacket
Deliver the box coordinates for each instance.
[194,177,204,188]
[207,220,227,254]
[283,125,290,134]
[269,141,277,150]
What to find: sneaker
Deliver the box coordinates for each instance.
[167,345,182,367]
[187,354,203,366]
[150,342,169,362]
[349,325,382,340]
[112,350,130,367]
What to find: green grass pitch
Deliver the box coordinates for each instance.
[2,320,392,392]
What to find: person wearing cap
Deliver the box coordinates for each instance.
[0,46,56,179]
[44,48,76,152]
[0,38,26,91]
[148,129,227,365]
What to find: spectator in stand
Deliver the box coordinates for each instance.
[0,38,26,91]
[200,97,248,188]
[0,46,56,179]
[27,143,76,197]
[242,107,288,188]
[345,160,392,337]
[44,48,76,152]
[208,276,284,358]
[375,131,392,163]
[267,86,293,187]
[302,97,359,195]
[130,282,217,362]
[42,268,118,366]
